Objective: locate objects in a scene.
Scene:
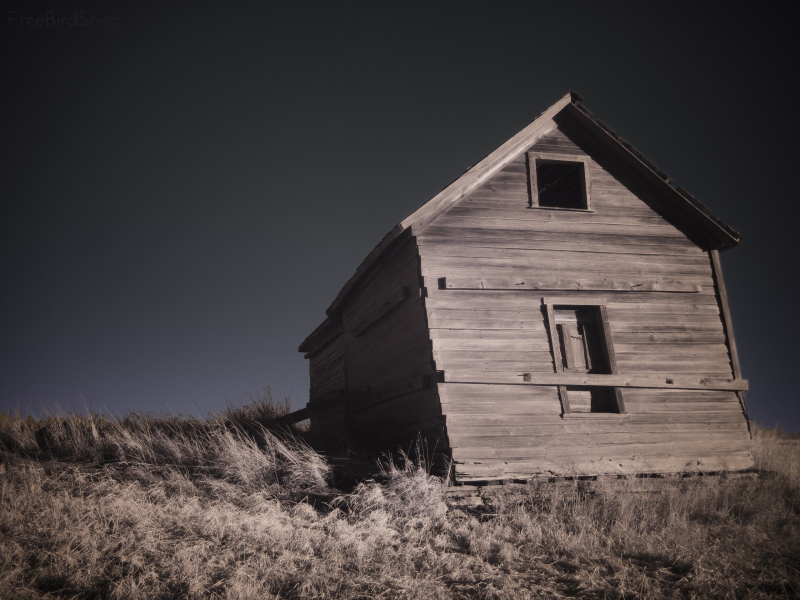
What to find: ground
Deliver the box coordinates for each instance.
[1,396,798,599]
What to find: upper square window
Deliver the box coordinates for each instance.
[527,152,592,211]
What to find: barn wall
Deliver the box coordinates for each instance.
[309,335,345,401]
[307,234,446,459]
[417,121,752,480]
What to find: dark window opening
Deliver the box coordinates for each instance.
[564,386,616,413]
[554,307,609,374]
[535,160,587,209]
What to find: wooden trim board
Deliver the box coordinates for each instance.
[710,249,751,436]
[442,372,749,391]
[439,276,702,293]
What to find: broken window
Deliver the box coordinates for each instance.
[554,307,609,374]
[542,299,625,414]
[527,153,591,210]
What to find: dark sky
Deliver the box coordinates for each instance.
[2,2,799,429]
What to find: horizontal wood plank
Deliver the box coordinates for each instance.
[453,436,751,460]
[453,451,755,479]
[437,276,704,293]
[442,372,748,391]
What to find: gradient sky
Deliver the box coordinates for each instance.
[2,2,798,429]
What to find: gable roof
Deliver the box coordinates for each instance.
[300,92,741,350]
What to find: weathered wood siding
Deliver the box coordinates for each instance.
[417,120,752,480]
[307,234,445,458]
[309,335,345,400]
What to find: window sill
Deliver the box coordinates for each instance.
[561,412,628,419]
[526,206,595,213]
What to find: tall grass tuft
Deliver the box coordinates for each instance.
[0,391,329,501]
[337,445,447,520]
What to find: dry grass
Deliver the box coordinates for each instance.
[1,398,798,599]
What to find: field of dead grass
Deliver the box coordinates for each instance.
[1,393,798,599]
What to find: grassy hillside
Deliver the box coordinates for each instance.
[1,393,798,599]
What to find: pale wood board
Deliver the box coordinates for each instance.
[442,372,747,390]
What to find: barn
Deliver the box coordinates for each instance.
[296,92,752,483]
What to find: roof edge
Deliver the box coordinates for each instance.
[319,92,577,321]
[561,103,741,249]
[399,92,576,233]
[324,224,406,318]
[304,92,742,349]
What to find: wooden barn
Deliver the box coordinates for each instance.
[296,92,752,483]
